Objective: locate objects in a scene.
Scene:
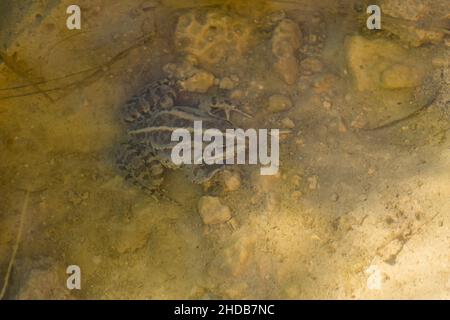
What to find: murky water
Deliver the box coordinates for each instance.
[0,0,449,299]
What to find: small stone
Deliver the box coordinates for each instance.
[197,196,232,225]
[219,77,237,90]
[271,19,301,84]
[322,100,332,109]
[274,57,300,85]
[180,70,215,93]
[312,74,339,94]
[338,117,348,133]
[230,75,240,82]
[268,94,292,113]
[281,117,295,129]
[307,176,318,190]
[221,170,241,192]
[295,138,305,146]
[300,57,323,73]
[330,193,339,202]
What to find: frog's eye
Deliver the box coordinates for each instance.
[160,96,174,109]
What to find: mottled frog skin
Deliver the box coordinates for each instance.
[117,79,236,195]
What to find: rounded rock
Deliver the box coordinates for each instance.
[268,94,292,113]
[197,196,232,225]
[221,170,241,192]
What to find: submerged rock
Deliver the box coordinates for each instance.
[179,70,215,93]
[380,63,425,89]
[281,117,295,129]
[345,35,438,129]
[221,170,241,192]
[346,36,428,91]
[271,19,301,85]
[174,9,255,67]
[381,0,447,46]
[197,196,232,225]
[219,77,238,90]
[268,94,292,113]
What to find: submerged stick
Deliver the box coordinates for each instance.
[0,191,29,300]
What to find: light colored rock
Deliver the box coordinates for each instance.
[174,9,255,67]
[281,117,295,129]
[308,175,318,190]
[382,0,430,21]
[300,57,324,73]
[274,57,300,85]
[380,0,446,46]
[272,19,301,56]
[221,170,241,192]
[268,94,292,113]
[345,36,427,91]
[381,63,425,89]
[163,60,198,80]
[322,100,332,109]
[271,19,301,84]
[179,70,215,93]
[219,77,237,90]
[197,196,232,225]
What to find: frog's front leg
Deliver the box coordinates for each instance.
[199,97,252,121]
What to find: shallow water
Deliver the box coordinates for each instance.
[0,0,449,299]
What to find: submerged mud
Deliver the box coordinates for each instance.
[0,0,449,299]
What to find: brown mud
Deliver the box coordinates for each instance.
[0,0,449,299]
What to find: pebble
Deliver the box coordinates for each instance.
[322,100,332,109]
[221,170,241,192]
[197,196,232,225]
[307,176,318,190]
[281,117,295,129]
[219,77,237,90]
[338,118,348,133]
[300,57,323,73]
[268,94,292,113]
[180,70,215,93]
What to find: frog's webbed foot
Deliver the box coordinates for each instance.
[209,102,253,121]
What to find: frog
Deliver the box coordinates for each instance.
[116,78,246,196]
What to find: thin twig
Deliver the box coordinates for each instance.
[0,191,29,300]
